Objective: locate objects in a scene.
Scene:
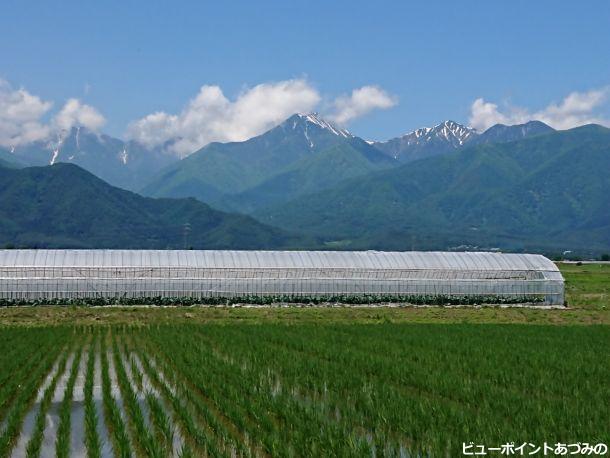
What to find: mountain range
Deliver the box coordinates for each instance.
[371,119,555,162]
[7,127,177,190]
[0,163,310,249]
[257,124,610,252]
[0,112,608,255]
[141,113,398,212]
[140,115,554,215]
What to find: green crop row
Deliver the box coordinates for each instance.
[99,335,132,458]
[0,328,69,458]
[26,350,70,457]
[55,346,83,458]
[84,337,102,458]
[111,335,164,457]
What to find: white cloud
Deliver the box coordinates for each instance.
[537,89,609,130]
[328,85,397,125]
[127,80,397,156]
[0,79,105,148]
[2,78,396,153]
[52,98,106,132]
[128,79,321,156]
[0,79,53,148]
[469,87,610,131]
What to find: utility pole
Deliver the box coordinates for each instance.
[183,223,192,249]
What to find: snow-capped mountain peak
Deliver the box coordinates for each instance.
[295,112,352,138]
[436,120,477,145]
[371,120,478,162]
[403,120,477,146]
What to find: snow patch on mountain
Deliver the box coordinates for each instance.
[119,147,128,164]
[48,131,68,165]
[369,120,479,162]
[297,113,352,138]
[397,121,477,146]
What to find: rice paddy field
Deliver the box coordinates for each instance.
[0,324,608,457]
[0,263,608,457]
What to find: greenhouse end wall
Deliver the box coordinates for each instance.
[0,250,565,305]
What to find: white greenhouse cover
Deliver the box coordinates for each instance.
[0,249,560,273]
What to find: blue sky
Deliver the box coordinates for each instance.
[1,0,609,146]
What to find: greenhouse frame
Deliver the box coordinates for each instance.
[0,250,565,305]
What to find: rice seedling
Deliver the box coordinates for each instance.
[0,330,66,457]
[0,336,55,422]
[177,444,194,458]
[135,349,221,457]
[134,333,248,456]
[55,346,83,458]
[84,335,102,458]
[25,350,70,457]
[99,335,131,458]
[145,392,174,455]
[110,334,163,458]
[0,320,608,456]
[138,323,610,455]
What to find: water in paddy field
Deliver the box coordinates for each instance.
[120,352,154,430]
[93,351,113,458]
[6,345,189,458]
[70,353,87,457]
[41,353,76,458]
[10,357,64,457]
[106,350,132,446]
[132,352,184,455]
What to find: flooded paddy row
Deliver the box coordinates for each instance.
[0,324,608,457]
[0,331,190,458]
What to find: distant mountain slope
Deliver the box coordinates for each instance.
[10,127,177,190]
[0,163,310,249]
[471,120,554,145]
[0,157,14,169]
[142,113,397,211]
[220,138,397,213]
[0,148,27,168]
[257,125,610,252]
[370,120,554,163]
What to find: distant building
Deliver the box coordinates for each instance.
[0,250,564,305]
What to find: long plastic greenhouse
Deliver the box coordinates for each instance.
[0,250,564,305]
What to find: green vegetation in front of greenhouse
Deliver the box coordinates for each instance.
[0,293,547,307]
